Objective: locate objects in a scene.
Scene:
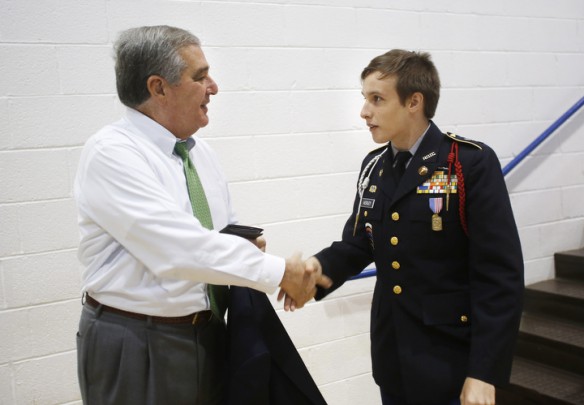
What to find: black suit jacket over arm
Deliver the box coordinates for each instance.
[227,286,327,405]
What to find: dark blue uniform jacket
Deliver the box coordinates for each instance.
[314,122,524,404]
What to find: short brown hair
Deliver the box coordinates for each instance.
[361,50,440,119]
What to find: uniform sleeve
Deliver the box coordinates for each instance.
[314,160,376,299]
[464,145,524,384]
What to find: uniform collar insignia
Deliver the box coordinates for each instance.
[422,151,436,161]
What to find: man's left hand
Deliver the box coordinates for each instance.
[460,377,495,405]
[253,236,266,252]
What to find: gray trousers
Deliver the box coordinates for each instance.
[77,304,227,405]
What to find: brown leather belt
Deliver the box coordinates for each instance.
[85,294,212,325]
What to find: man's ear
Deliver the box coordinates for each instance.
[146,75,166,99]
[408,92,424,112]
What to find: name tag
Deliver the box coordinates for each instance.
[361,198,375,209]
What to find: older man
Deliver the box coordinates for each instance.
[74,25,327,405]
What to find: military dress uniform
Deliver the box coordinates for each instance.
[314,121,524,404]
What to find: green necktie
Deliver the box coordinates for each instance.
[175,142,228,321]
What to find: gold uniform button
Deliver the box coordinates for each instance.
[460,315,468,323]
[364,211,368,217]
[390,236,398,246]
[393,285,402,295]
[391,261,400,270]
[391,212,400,221]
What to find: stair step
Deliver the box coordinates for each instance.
[524,278,584,323]
[555,248,584,282]
[517,313,584,375]
[502,248,584,403]
[500,357,584,405]
[528,278,584,300]
[521,313,584,349]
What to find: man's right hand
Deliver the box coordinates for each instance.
[278,255,332,311]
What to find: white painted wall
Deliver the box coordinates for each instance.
[1,1,583,403]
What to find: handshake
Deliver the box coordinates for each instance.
[277,253,333,312]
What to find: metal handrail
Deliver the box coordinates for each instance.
[350,95,584,281]
[502,96,584,175]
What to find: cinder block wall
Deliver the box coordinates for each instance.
[1,1,583,404]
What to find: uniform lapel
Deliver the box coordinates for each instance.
[379,123,445,206]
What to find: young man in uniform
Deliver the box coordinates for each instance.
[303,50,524,405]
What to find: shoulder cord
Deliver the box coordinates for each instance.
[353,148,388,236]
[358,148,388,199]
[447,142,468,236]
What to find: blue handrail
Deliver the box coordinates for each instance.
[350,95,584,281]
[502,96,584,176]
[350,268,377,280]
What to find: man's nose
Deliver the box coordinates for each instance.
[360,102,370,119]
[207,76,218,95]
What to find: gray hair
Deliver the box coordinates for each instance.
[114,25,201,108]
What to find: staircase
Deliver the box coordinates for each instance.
[498,248,584,405]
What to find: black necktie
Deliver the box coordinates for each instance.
[393,151,412,182]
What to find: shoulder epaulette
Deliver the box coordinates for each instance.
[445,132,483,150]
[366,144,388,157]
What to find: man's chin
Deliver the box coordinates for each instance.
[198,118,209,129]
[193,115,209,132]
[372,134,390,144]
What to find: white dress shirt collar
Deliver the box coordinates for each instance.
[125,108,196,156]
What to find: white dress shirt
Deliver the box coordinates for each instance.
[74,108,285,316]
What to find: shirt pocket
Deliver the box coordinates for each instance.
[408,194,466,259]
[410,194,459,226]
